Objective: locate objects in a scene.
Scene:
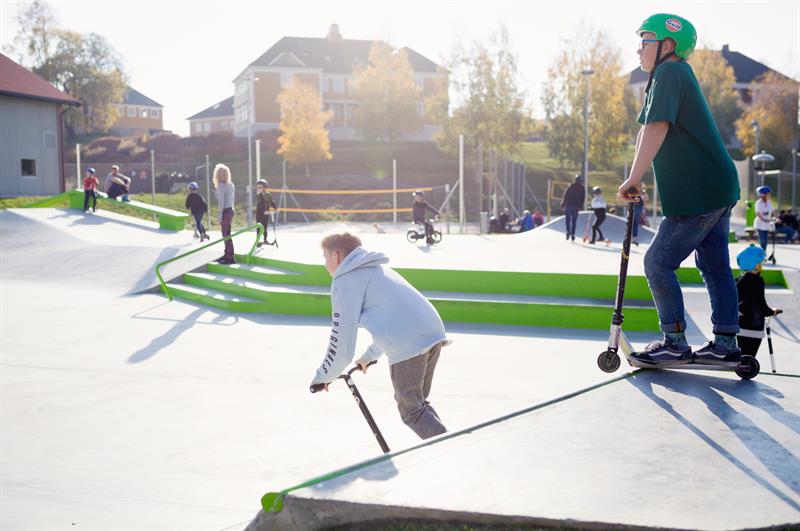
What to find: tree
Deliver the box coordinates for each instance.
[433,25,534,157]
[541,25,631,170]
[736,72,799,163]
[4,0,57,67]
[6,1,128,136]
[350,42,422,142]
[36,31,127,134]
[690,49,740,143]
[276,81,333,176]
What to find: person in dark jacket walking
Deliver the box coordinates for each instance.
[561,174,585,241]
[735,245,781,357]
[185,182,208,241]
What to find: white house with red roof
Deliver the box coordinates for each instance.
[0,53,80,197]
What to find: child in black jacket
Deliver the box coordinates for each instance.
[185,182,209,241]
[256,179,278,247]
[735,245,782,356]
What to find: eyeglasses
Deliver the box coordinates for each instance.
[639,39,659,51]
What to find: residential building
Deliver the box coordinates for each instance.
[110,87,164,136]
[187,96,234,136]
[629,44,798,107]
[232,24,445,141]
[0,53,79,197]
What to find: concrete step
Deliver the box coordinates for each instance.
[165,282,270,313]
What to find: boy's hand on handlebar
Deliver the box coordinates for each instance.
[774,308,782,315]
[357,361,369,373]
[309,382,329,393]
[618,179,641,203]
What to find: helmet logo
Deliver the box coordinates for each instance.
[665,18,682,32]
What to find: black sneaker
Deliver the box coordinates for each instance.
[694,342,742,365]
[631,338,693,366]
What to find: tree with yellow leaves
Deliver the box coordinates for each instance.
[541,25,631,170]
[350,42,421,142]
[276,81,333,176]
[690,49,740,143]
[736,72,799,163]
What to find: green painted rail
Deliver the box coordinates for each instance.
[155,223,264,301]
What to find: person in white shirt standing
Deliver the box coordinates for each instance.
[754,186,773,251]
[589,186,610,245]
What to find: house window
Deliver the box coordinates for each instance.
[140,108,148,118]
[332,78,344,93]
[281,72,294,87]
[151,109,160,119]
[203,122,211,133]
[43,131,56,150]
[740,88,752,104]
[127,106,135,117]
[417,102,424,117]
[21,159,36,176]
[221,121,229,129]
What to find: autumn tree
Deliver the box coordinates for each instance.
[350,42,421,142]
[434,25,534,157]
[276,81,333,176]
[690,49,740,143]
[6,1,128,135]
[541,25,631,170]
[736,72,799,163]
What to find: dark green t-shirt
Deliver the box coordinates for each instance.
[638,61,739,216]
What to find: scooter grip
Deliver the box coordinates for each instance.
[309,383,326,393]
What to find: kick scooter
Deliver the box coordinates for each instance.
[596,188,760,380]
[257,212,279,249]
[310,361,390,453]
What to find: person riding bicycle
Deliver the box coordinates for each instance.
[412,191,440,244]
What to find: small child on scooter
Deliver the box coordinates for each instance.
[412,191,440,244]
[310,232,449,440]
[618,14,741,367]
[255,179,278,247]
[735,245,782,357]
[185,182,208,241]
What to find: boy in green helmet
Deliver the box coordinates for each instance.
[618,14,741,366]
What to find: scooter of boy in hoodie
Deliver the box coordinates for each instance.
[310,233,450,441]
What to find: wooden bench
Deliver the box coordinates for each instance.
[69,189,190,231]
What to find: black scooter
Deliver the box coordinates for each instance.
[310,361,390,453]
[596,189,760,380]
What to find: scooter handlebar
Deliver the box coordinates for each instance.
[309,361,378,393]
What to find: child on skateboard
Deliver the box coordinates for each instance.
[310,233,449,440]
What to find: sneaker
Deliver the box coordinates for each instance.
[694,342,742,365]
[221,258,236,265]
[214,256,227,263]
[571,235,575,242]
[566,234,570,240]
[632,238,639,247]
[631,338,693,366]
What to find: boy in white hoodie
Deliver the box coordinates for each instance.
[311,232,448,440]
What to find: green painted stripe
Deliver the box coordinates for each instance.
[261,370,641,513]
[677,267,787,288]
[185,272,659,331]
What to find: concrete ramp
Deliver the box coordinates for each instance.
[0,208,252,294]
[536,211,657,244]
[248,370,800,530]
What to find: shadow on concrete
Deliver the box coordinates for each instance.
[52,208,168,235]
[309,459,400,494]
[628,371,800,509]
[127,307,210,364]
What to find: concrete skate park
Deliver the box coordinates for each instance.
[2,205,798,530]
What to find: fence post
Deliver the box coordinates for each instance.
[392,158,397,224]
[150,150,155,205]
[546,178,552,222]
[75,143,81,190]
[459,134,465,233]
[205,154,211,229]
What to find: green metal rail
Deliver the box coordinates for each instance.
[155,223,264,301]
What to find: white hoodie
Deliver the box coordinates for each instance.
[311,247,447,386]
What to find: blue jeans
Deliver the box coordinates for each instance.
[644,204,738,335]
[757,229,769,250]
[564,207,579,236]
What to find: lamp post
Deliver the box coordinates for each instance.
[752,151,775,192]
[751,120,761,156]
[582,69,594,198]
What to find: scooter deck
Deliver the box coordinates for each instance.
[625,355,741,372]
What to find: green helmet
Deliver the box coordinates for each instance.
[637,14,697,59]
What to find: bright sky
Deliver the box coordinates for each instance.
[1,0,798,136]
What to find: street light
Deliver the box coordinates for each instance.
[750,120,761,156]
[752,151,774,190]
[582,69,594,198]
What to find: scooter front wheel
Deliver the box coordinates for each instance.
[406,230,420,243]
[735,355,760,380]
[597,351,621,373]
[431,230,443,244]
